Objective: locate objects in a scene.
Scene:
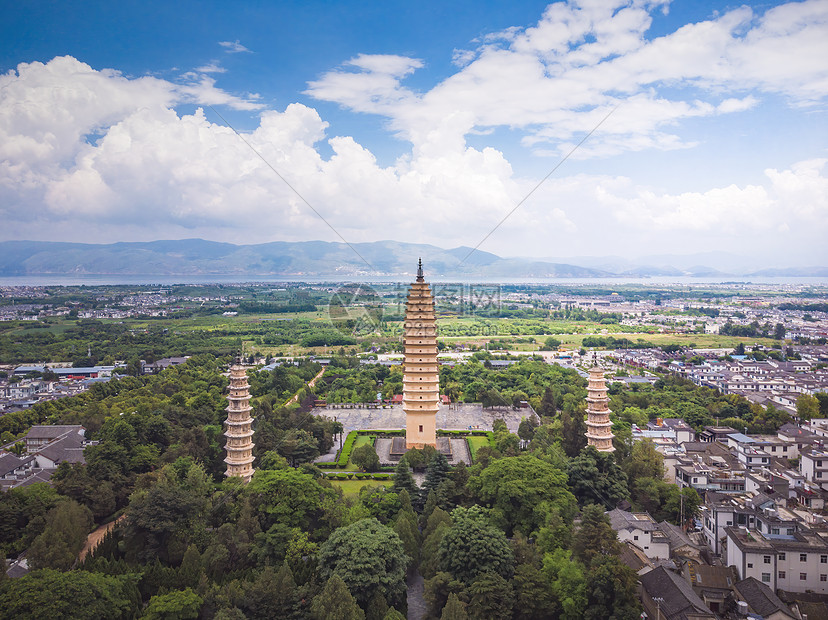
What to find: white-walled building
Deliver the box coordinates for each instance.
[726,524,828,594]
[606,509,671,560]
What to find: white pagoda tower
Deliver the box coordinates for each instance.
[224,362,255,482]
[403,259,439,449]
[585,362,615,452]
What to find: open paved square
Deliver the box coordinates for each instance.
[313,403,537,462]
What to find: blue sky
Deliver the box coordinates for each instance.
[1,0,827,268]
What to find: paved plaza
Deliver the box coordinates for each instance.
[314,403,537,462]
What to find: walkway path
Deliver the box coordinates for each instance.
[284,367,326,406]
[406,573,426,620]
[78,515,125,563]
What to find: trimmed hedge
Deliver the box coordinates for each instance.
[323,472,391,480]
[337,431,359,468]
[356,429,405,436]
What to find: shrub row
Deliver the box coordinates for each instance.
[337,431,359,468]
[323,472,392,480]
[437,429,491,437]
[356,429,405,436]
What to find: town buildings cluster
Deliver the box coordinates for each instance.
[619,414,828,618]
[614,346,828,419]
[0,358,188,413]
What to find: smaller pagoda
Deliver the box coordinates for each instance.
[584,360,615,452]
[224,361,255,482]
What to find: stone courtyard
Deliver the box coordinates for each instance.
[313,403,537,463]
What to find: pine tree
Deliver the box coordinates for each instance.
[392,458,418,496]
[420,490,438,529]
[178,544,203,589]
[538,387,557,418]
[394,512,419,570]
[272,562,302,620]
[365,590,389,620]
[572,504,620,566]
[311,574,365,620]
[397,489,414,515]
[440,593,469,620]
[467,572,514,619]
[383,609,406,620]
[421,451,450,505]
[560,407,587,457]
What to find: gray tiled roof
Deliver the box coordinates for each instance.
[734,577,795,619]
[640,566,712,619]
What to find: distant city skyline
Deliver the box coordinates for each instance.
[1,0,827,267]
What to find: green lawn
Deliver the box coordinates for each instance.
[328,479,392,497]
[467,436,490,462]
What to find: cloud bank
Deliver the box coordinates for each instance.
[1,1,827,267]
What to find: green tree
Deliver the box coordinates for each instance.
[316,518,408,610]
[392,457,418,496]
[351,443,380,472]
[537,387,557,418]
[178,544,203,589]
[470,454,576,536]
[311,574,365,620]
[542,548,587,620]
[28,499,93,570]
[437,506,514,584]
[517,417,537,443]
[143,588,203,620]
[572,504,619,565]
[816,393,828,418]
[560,407,587,456]
[467,571,514,619]
[624,439,665,483]
[123,460,211,564]
[424,572,466,619]
[584,556,641,620]
[365,590,389,620]
[421,507,452,579]
[247,467,339,536]
[543,337,562,351]
[568,446,630,509]
[53,463,116,520]
[394,510,420,569]
[664,486,702,527]
[512,563,552,620]
[421,451,450,503]
[258,451,290,470]
[797,394,820,423]
[241,564,301,620]
[0,568,140,619]
[440,592,469,620]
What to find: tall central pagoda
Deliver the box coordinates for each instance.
[403,259,439,449]
[585,361,615,452]
[224,362,255,482]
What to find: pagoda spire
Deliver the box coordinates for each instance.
[584,360,615,452]
[403,260,438,448]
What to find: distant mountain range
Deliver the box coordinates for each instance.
[0,239,825,278]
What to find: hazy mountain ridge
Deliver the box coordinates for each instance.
[0,240,822,278]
